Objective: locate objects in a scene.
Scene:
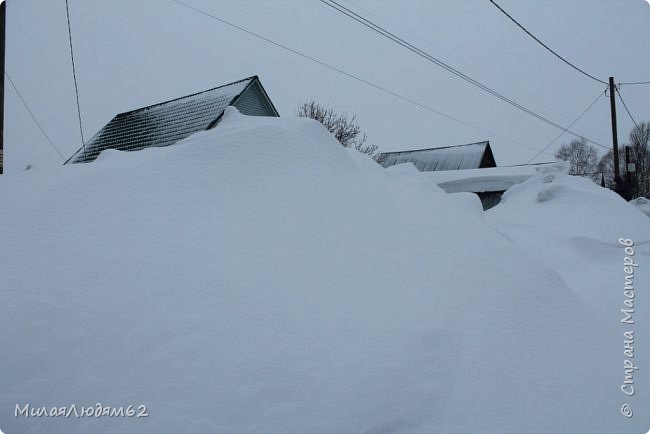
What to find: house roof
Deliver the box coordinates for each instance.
[378,141,496,172]
[424,162,560,193]
[67,75,278,163]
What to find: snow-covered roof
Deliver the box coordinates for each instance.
[378,141,496,172]
[66,76,278,163]
[425,162,563,193]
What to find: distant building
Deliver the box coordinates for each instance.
[377,141,496,172]
[66,75,278,163]
[424,162,559,210]
[378,141,500,208]
[378,142,558,210]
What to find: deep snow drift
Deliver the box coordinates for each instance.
[1,108,649,433]
[631,196,650,218]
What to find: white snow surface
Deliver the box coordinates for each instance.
[1,108,649,433]
[422,162,565,193]
[631,196,650,218]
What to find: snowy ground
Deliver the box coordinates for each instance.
[631,196,650,218]
[1,108,649,433]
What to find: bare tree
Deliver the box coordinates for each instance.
[597,122,650,197]
[298,100,378,158]
[629,121,650,197]
[554,138,598,179]
[596,149,624,189]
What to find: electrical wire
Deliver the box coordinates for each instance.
[616,87,641,130]
[487,0,650,87]
[5,72,65,160]
[65,0,86,159]
[487,0,607,85]
[526,88,607,164]
[170,0,557,157]
[619,81,650,86]
[340,0,568,124]
[320,0,607,149]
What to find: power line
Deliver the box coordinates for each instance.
[619,81,650,86]
[487,0,607,85]
[65,0,86,159]
[341,0,569,123]
[526,88,607,164]
[170,0,555,157]
[616,87,641,130]
[487,0,650,87]
[5,72,65,160]
[320,0,607,149]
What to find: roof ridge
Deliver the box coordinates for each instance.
[380,141,489,155]
[117,75,258,117]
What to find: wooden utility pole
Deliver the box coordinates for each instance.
[609,77,620,179]
[0,1,5,175]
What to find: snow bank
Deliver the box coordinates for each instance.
[631,196,650,218]
[424,161,564,193]
[489,169,650,311]
[1,108,648,433]
[488,169,650,432]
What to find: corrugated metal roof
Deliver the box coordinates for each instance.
[379,141,495,172]
[68,76,276,163]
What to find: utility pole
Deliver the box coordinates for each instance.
[0,1,5,175]
[609,77,620,180]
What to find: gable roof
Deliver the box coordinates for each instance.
[378,141,496,172]
[66,75,279,163]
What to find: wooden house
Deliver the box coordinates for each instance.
[66,75,278,163]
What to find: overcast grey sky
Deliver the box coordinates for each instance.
[5,0,650,172]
